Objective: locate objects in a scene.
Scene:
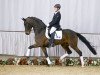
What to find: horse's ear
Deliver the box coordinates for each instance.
[22,18,26,21]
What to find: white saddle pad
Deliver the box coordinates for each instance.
[45,28,62,40]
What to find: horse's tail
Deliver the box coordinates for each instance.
[76,33,97,55]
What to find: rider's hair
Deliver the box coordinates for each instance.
[54,4,61,9]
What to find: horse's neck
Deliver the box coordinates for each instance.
[31,17,46,35]
[33,25,46,36]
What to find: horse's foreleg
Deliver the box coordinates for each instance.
[26,44,39,56]
[41,47,52,65]
[28,44,39,49]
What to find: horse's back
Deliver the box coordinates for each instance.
[62,29,78,42]
[62,29,77,35]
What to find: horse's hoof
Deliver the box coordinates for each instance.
[47,63,53,67]
[81,65,85,67]
[59,59,62,63]
[47,64,53,67]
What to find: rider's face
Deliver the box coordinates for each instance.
[54,7,58,12]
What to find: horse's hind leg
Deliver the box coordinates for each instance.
[60,44,72,61]
[68,33,84,67]
[70,45,84,67]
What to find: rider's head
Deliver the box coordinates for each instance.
[54,4,61,12]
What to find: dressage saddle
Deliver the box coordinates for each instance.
[48,27,62,38]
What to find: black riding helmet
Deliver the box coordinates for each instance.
[54,4,61,9]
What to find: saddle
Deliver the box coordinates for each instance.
[45,27,62,40]
[48,28,62,37]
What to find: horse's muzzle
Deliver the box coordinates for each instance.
[25,32,30,35]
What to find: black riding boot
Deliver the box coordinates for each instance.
[49,32,55,47]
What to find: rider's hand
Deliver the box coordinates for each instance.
[47,24,49,26]
[48,26,50,28]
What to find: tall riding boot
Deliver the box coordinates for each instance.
[49,32,55,47]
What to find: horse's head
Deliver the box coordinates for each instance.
[22,17,46,35]
[22,17,33,35]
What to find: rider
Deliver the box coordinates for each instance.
[48,4,61,47]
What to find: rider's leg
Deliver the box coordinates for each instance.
[49,27,56,47]
[49,32,55,47]
[50,27,57,34]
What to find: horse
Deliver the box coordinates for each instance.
[22,17,97,67]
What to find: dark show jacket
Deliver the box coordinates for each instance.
[49,11,61,29]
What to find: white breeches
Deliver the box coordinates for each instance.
[50,27,57,34]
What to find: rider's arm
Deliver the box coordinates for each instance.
[49,12,61,28]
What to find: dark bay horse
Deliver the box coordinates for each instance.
[22,17,97,67]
